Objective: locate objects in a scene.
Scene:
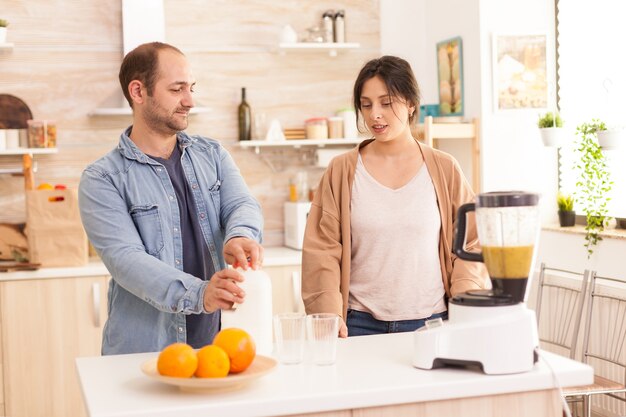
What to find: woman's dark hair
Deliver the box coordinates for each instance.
[119,42,184,108]
[353,55,421,131]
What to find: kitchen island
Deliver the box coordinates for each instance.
[76,331,592,417]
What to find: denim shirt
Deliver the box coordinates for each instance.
[79,128,263,355]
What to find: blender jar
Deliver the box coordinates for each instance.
[454,191,541,303]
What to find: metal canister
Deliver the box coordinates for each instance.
[322,10,334,43]
[334,10,345,43]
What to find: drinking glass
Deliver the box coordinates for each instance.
[306,313,339,365]
[273,313,306,364]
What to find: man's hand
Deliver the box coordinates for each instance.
[203,268,246,312]
[223,237,264,270]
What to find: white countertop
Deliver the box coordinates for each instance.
[76,332,593,417]
[0,260,110,281]
[0,246,302,282]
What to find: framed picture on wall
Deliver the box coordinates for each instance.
[493,34,547,111]
[436,36,464,117]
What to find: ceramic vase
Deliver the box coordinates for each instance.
[540,127,566,148]
[597,129,625,150]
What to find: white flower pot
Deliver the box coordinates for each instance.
[0,28,7,44]
[597,129,625,150]
[539,127,566,147]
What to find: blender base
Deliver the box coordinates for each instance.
[413,302,539,375]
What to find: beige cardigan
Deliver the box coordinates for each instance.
[301,139,489,320]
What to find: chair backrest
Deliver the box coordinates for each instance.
[535,262,590,359]
[580,271,626,397]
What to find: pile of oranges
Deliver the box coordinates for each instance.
[157,328,256,378]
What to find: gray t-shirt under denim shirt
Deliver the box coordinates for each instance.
[150,143,219,348]
[80,129,263,355]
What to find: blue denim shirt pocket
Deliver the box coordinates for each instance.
[208,179,221,226]
[129,204,165,257]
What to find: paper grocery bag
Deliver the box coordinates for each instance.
[26,189,88,267]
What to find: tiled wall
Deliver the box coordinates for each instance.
[0,0,380,246]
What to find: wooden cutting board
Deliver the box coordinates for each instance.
[0,262,41,272]
[0,94,34,129]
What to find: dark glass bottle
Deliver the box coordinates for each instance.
[238,87,251,141]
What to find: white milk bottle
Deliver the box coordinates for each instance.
[220,268,273,355]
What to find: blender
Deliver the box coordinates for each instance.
[413,191,541,375]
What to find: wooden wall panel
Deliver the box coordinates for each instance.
[0,0,380,246]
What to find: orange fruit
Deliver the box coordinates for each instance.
[195,345,230,378]
[157,343,198,378]
[213,328,256,373]
[37,183,54,190]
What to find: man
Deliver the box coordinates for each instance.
[79,42,263,355]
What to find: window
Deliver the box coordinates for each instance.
[556,0,626,218]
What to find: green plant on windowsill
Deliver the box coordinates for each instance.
[556,192,575,227]
[557,192,574,211]
[0,19,8,28]
[573,119,613,257]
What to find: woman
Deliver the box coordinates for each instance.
[301,55,488,337]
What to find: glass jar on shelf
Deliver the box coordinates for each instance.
[305,117,328,140]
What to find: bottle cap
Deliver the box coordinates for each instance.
[305,117,327,124]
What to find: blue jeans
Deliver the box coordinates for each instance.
[346,309,448,337]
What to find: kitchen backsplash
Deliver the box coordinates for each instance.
[0,0,380,247]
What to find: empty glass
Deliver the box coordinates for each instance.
[306,313,339,365]
[273,313,306,364]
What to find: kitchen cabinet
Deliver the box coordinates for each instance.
[264,264,305,315]
[261,247,304,315]
[0,272,109,417]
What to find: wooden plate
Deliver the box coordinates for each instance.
[0,94,33,129]
[141,354,277,392]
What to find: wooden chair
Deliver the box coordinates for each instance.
[563,271,626,417]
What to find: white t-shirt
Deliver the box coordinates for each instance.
[348,154,446,321]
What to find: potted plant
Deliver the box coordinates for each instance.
[573,119,613,257]
[0,19,7,44]
[596,125,625,150]
[557,192,575,227]
[538,111,565,147]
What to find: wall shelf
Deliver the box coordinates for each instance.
[238,117,480,189]
[278,42,360,57]
[0,148,58,156]
[238,138,363,154]
[0,148,57,177]
[418,116,481,192]
[88,106,211,117]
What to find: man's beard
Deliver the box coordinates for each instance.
[144,100,188,134]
